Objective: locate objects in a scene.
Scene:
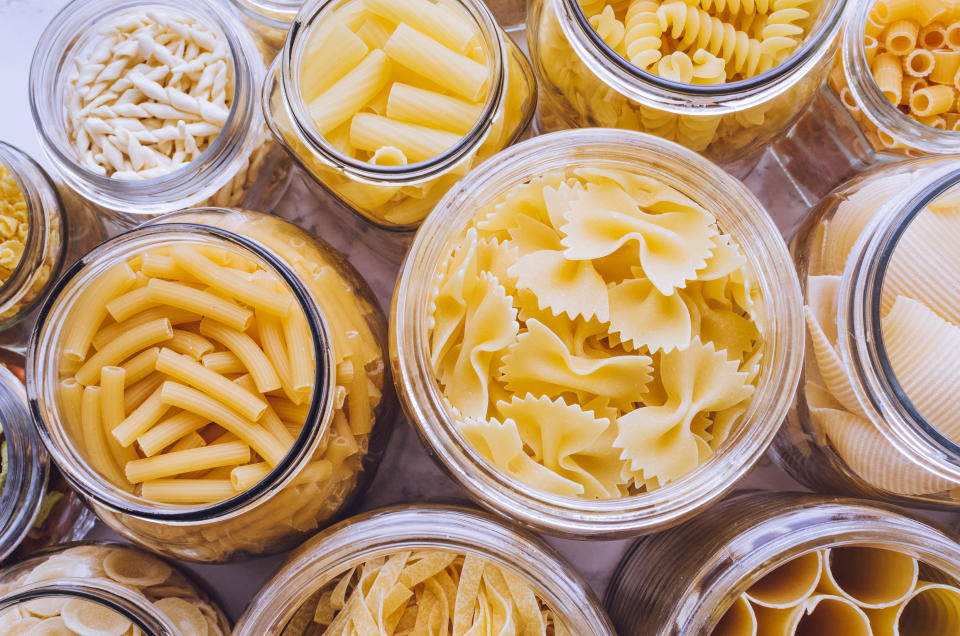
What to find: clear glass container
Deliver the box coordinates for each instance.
[233,505,615,634]
[263,0,537,230]
[774,0,960,204]
[230,0,302,54]
[27,208,396,562]
[29,0,292,229]
[605,491,960,634]
[775,156,960,508]
[0,541,230,635]
[391,129,804,538]
[526,0,847,175]
[0,363,92,565]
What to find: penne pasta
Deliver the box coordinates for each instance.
[199,318,282,393]
[140,479,238,504]
[383,23,488,101]
[125,441,250,483]
[75,318,173,385]
[155,347,268,422]
[308,49,392,135]
[146,278,253,331]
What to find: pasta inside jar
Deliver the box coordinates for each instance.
[0,542,230,635]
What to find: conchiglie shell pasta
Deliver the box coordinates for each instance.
[804,307,866,418]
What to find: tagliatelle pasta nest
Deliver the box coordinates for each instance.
[428,166,764,498]
[712,545,960,636]
[285,550,571,635]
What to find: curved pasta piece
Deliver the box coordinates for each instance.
[883,295,960,442]
[429,228,480,372]
[438,272,519,420]
[459,416,584,497]
[542,178,588,230]
[508,249,609,322]
[514,290,609,357]
[507,213,564,256]
[812,406,956,495]
[499,319,652,407]
[477,236,519,296]
[882,203,960,324]
[475,173,566,238]
[608,277,693,352]
[804,306,867,418]
[559,181,717,294]
[683,283,760,360]
[615,337,754,485]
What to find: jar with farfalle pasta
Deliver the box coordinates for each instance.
[775,0,960,202]
[263,0,537,230]
[29,0,292,228]
[27,207,395,562]
[526,0,846,173]
[0,542,230,635]
[392,129,803,536]
[233,505,615,635]
[774,156,960,508]
[605,491,960,635]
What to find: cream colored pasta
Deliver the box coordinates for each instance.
[282,550,571,635]
[0,164,27,290]
[712,547,960,636]
[0,544,229,636]
[428,167,764,498]
[802,188,960,495]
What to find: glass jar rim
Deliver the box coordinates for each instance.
[234,504,615,635]
[393,129,804,536]
[0,363,49,562]
[231,0,301,29]
[26,211,335,523]
[273,0,509,185]
[552,0,847,114]
[28,0,265,214]
[0,142,65,328]
[839,160,960,484]
[606,492,960,634]
[841,1,960,155]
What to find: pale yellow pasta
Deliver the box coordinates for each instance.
[125,442,250,483]
[745,551,823,608]
[81,386,128,489]
[140,478,237,504]
[61,264,137,361]
[145,279,253,331]
[885,19,920,54]
[383,23,488,101]
[0,164,28,291]
[137,411,209,458]
[75,319,173,385]
[428,167,763,498]
[155,348,267,422]
[363,0,478,53]
[385,83,484,135]
[200,350,247,375]
[308,50,393,136]
[199,319,282,393]
[92,307,200,351]
[300,23,370,101]
[874,52,905,102]
[349,113,463,163]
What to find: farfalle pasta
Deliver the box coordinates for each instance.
[801,176,960,495]
[428,167,764,498]
[283,550,571,635]
[713,546,960,636]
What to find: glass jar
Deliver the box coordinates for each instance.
[29,0,293,229]
[0,363,92,565]
[775,156,960,508]
[233,505,615,634]
[263,0,537,230]
[230,0,301,54]
[527,0,847,175]
[0,541,230,635]
[392,129,804,537]
[605,491,960,634]
[775,1,960,204]
[27,208,396,562]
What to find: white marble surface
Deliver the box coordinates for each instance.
[0,0,901,626]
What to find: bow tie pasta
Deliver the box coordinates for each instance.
[428,167,764,498]
[284,550,571,635]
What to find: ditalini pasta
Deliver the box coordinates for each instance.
[711,546,960,636]
[283,550,571,635]
[802,178,960,495]
[0,543,230,636]
[428,167,764,498]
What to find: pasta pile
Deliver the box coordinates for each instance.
[713,546,960,636]
[57,241,320,504]
[0,163,27,288]
[428,167,764,498]
[0,544,228,635]
[803,178,960,495]
[579,0,817,83]
[65,9,235,180]
[301,0,490,167]
[865,0,960,130]
[285,550,570,635]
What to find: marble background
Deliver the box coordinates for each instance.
[0,0,936,625]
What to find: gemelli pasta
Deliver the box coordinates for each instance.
[284,550,571,635]
[428,166,764,498]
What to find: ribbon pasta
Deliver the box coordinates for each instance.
[428,166,764,497]
[285,550,571,636]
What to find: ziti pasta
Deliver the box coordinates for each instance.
[32,209,390,561]
[265,0,535,228]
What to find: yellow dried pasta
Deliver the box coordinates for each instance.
[428,167,764,498]
[0,163,27,287]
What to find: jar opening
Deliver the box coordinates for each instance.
[27,222,333,523]
[559,0,846,105]
[29,0,261,207]
[279,0,508,184]
[232,0,302,28]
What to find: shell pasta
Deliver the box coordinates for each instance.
[427,167,765,498]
